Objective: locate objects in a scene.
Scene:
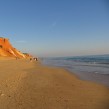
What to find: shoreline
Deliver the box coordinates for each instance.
[42,64,109,88]
[0,58,109,109]
[41,61,109,88]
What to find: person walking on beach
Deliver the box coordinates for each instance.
[30,58,32,62]
[16,57,18,60]
[34,58,38,61]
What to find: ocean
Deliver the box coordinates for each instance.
[41,55,109,87]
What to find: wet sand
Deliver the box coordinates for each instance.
[0,58,109,109]
[70,70,109,87]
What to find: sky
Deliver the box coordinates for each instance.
[0,0,109,57]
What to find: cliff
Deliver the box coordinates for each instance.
[0,37,31,58]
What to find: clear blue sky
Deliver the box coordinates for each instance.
[0,0,109,57]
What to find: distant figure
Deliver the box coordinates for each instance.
[30,58,32,62]
[34,58,38,61]
[36,58,38,61]
[16,57,18,60]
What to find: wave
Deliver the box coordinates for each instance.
[41,55,109,75]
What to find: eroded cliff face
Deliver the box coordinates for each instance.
[0,37,27,58]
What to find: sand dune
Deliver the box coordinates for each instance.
[0,58,109,109]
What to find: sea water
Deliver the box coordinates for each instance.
[41,55,109,87]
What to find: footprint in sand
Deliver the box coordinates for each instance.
[0,90,5,96]
[1,94,5,96]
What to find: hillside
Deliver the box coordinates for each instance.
[0,37,31,58]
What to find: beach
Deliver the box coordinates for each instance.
[0,58,109,109]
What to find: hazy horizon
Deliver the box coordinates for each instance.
[0,0,109,57]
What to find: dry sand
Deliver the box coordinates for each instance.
[0,58,109,109]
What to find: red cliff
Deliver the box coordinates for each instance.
[0,37,30,58]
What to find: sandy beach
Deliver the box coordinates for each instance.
[0,58,109,109]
